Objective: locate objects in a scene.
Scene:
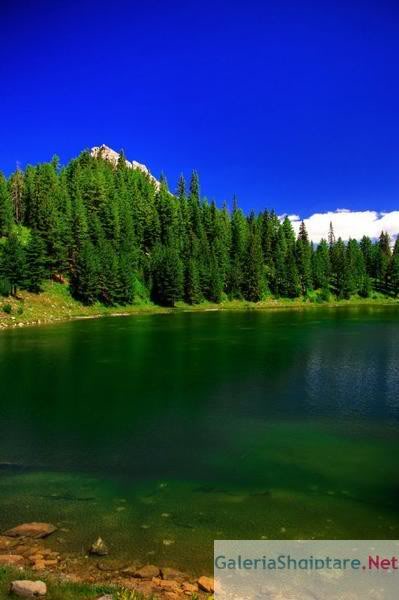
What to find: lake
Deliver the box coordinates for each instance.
[0,307,398,573]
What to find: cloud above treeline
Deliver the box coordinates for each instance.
[282,210,399,244]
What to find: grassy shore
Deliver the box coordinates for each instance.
[0,566,116,600]
[0,281,398,331]
[0,566,207,599]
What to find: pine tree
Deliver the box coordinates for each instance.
[70,240,99,304]
[285,248,301,298]
[330,238,348,298]
[273,227,288,296]
[8,167,25,224]
[296,221,312,295]
[116,252,135,304]
[97,238,120,305]
[228,201,247,298]
[23,231,47,292]
[184,258,202,304]
[151,244,183,307]
[345,239,369,297]
[208,251,223,303]
[189,171,200,204]
[375,231,391,293]
[0,232,26,296]
[282,216,296,251]
[0,172,13,236]
[360,236,375,279]
[260,210,279,288]
[156,179,179,246]
[177,174,186,199]
[242,216,265,301]
[312,239,331,291]
[328,221,336,248]
[389,237,399,297]
[70,193,89,265]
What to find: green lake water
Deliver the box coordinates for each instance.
[0,307,398,573]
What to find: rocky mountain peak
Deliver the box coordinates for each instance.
[90,144,160,190]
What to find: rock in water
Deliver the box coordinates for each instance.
[97,559,129,572]
[10,580,47,597]
[89,537,109,556]
[4,523,57,539]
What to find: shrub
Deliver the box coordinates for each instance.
[317,287,331,303]
[1,303,12,314]
[133,275,150,304]
[304,290,318,303]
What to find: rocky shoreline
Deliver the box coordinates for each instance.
[0,522,214,598]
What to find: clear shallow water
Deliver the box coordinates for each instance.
[0,307,398,573]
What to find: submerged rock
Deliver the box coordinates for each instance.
[10,580,47,597]
[41,493,95,502]
[4,523,57,539]
[162,539,175,546]
[89,537,109,556]
[97,559,129,572]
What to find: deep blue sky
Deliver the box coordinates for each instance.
[1,0,398,216]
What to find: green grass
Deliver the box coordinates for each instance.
[0,567,168,600]
[0,567,207,599]
[0,566,116,600]
[0,280,398,330]
[0,281,169,329]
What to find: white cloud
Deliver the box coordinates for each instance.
[281,210,399,244]
[286,214,301,222]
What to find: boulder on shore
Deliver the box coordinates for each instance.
[161,567,189,581]
[132,564,160,579]
[10,580,47,597]
[0,535,18,550]
[0,554,25,566]
[182,582,199,594]
[198,575,215,593]
[4,523,57,539]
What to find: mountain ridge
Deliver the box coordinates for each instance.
[90,144,160,190]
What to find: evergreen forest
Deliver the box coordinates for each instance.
[1,150,398,307]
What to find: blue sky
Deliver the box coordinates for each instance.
[1,0,399,223]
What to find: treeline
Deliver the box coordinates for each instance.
[0,150,398,306]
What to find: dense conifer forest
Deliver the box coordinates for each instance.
[0,149,398,307]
